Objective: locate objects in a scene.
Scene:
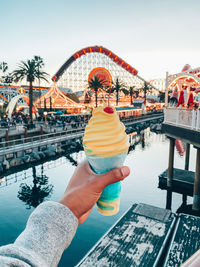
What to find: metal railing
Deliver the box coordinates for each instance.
[0,127,84,156]
[121,111,163,124]
[0,112,164,156]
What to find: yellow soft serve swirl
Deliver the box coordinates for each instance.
[83,105,129,157]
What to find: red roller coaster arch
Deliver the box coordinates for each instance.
[52,46,138,82]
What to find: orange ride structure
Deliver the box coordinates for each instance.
[34,82,83,113]
[88,67,113,88]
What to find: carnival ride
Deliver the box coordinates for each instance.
[167,64,200,94]
[0,85,48,104]
[34,83,83,113]
[52,45,150,92]
[6,95,37,119]
[1,45,161,116]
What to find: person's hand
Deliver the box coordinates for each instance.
[59,160,130,224]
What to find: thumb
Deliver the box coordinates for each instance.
[96,166,130,191]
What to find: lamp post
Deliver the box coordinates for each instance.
[0,102,3,119]
[43,111,47,126]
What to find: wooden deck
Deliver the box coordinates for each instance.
[162,123,200,149]
[77,204,200,266]
[164,214,200,266]
[77,203,176,267]
[159,168,195,196]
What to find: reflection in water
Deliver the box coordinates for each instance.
[65,154,78,166]
[175,139,185,157]
[128,129,150,153]
[166,189,172,210]
[140,131,145,149]
[165,188,200,217]
[18,166,53,209]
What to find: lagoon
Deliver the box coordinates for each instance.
[0,129,196,267]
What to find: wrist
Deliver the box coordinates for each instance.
[59,197,80,220]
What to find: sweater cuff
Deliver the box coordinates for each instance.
[15,201,78,266]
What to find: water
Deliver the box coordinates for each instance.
[0,130,197,266]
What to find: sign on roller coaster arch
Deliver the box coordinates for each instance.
[88,67,112,88]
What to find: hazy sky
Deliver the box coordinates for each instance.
[1,0,200,82]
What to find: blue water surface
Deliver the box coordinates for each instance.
[0,130,196,267]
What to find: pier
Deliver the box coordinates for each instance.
[159,168,195,196]
[77,203,200,267]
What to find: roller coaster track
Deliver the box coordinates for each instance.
[52,45,138,82]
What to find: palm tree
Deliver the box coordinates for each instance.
[158,91,165,102]
[1,73,13,85]
[12,58,48,124]
[88,76,107,107]
[139,81,152,105]
[0,62,9,84]
[34,56,44,97]
[0,62,8,74]
[129,86,136,105]
[18,166,53,209]
[109,78,128,106]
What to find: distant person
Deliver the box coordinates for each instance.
[169,87,178,106]
[182,85,188,105]
[0,161,130,267]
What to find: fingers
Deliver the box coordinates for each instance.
[96,166,130,191]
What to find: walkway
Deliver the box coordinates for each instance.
[0,113,163,158]
[77,203,200,267]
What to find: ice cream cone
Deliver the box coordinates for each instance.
[87,153,126,215]
[83,104,129,216]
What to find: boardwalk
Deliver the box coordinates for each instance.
[77,203,200,267]
[77,203,175,267]
[164,214,200,266]
[159,168,195,196]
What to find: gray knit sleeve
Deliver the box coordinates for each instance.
[0,201,78,267]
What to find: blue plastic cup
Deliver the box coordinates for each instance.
[87,153,127,215]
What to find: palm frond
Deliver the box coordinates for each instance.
[122,88,129,95]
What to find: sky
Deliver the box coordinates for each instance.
[1,0,200,83]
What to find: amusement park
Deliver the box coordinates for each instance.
[1,0,200,266]
[0,45,166,129]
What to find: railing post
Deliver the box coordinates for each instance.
[40,126,43,135]
[185,143,190,171]
[167,137,175,187]
[165,71,169,108]
[196,109,200,130]
[24,127,28,142]
[5,130,9,147]
[193,148,200,210]
[176,109,179,126]
[192,109,196,129]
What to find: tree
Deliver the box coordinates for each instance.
[34,56,44,97]
[0,62,8,74]
[109,78,128,106]
[88,76,107,107]
[129,86,139,105]
[1,73,13,85]
[0,62,9,84]
[158,91,165,102]
[17,166,53,209]
[138,81,153,105]
[12,58,48,124]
